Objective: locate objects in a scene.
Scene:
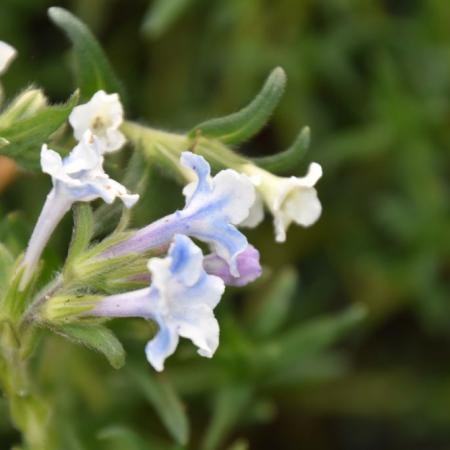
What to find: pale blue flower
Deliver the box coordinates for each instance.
[106,152,255,277]
[91,235,225,371]
[20,131,138,288]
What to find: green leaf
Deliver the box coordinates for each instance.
[201,385,252,450]
[130,367,189,446]
[264,305,367,369]
[55,324,126,369]
[249,267,298,338]
[190,67,286,144]
[65,204,94,270]
[48,7,124,101]
[0,91,79,169]
[251,126,310,174]
[142,0,195,39]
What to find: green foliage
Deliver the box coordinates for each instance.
[0,91,78,169]
[190,67,286,145]
[48,7,124,101]
[0,1,448,450]
[54,324,126,369]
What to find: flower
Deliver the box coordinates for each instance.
[106,152,256,277]
[20,131,138,289]
[41,131,139,207]
[203,245,262,287]
[69,90,126,153]
[0,41,16,76]
[91,235,225,371]
[239,162,323,242]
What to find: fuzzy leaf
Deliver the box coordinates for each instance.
[0,91,79,169]
[48,7,124,101]
[251,126,310,174]
[55,324,126,369]
[130,367,189,446]
[190,67,286,144]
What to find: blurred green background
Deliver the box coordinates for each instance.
[0,0,449,449]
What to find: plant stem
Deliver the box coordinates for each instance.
[0,322,55,450]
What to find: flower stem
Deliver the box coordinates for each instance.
[20,189,71,290]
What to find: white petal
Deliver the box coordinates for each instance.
[173,305,219,358]
[0,41,16,75]
[211,170,255,224]
[239,192,264,228]
[285,187,322,227]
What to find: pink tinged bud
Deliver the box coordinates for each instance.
[203,245,262,287]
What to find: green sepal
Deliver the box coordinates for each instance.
[251,126,311,174]
[0,91,79,170]
[64,204,94,274]
[41,294,100,323]
[52,323,126,369]
[48,7,124,101]
[189,67,286,145]
[0,87,47,128]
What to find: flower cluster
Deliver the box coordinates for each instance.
[20,86,322,371]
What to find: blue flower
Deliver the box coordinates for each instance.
[91,235,225,371]
[107,152,255,277]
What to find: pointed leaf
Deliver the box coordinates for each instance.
[251,126,310,174]
[130,367,189,446]
[0,91,79,169]
[55,324,126,369]
[190,67,286,144]
[48,7,124,101]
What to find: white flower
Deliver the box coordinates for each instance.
[240,162,323,242]
[69,90,126,153]
[0,41,16,75]
[91,235,225,371]
[41,131,138,207]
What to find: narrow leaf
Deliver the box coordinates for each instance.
[55,324,126,369]
[250,267,298,338]
[130,367,189,446]
[0,91,79,169]
[266,305,367,369]
[201,385,252,450]
[190,67,286,144]
[142,0,195,39]
[48,7,124,101]
[252,126,310,174]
